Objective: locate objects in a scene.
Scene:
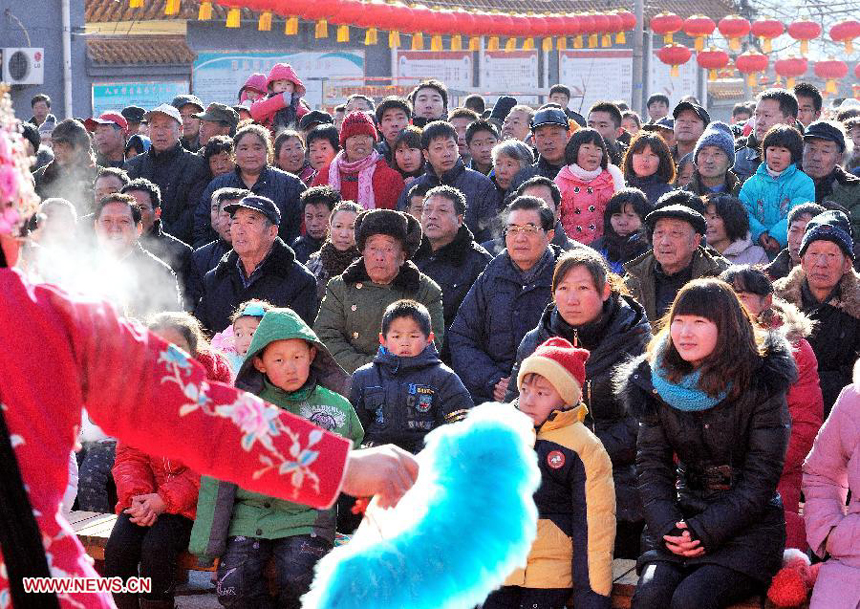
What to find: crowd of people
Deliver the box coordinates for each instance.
[14,65,860,609]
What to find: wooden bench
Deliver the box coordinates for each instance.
[70,512,763,608]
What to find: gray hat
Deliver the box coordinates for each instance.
[530,107,569,131]
[171,94,204,112]
[194,102,239,128]
[803,121,846,153]
[225,195,281,226]
[693,121,735,167]
[645,203,707,235]
[145,103,183,125]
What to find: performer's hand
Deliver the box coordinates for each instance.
[343,445,419,509]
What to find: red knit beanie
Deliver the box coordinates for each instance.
[339,111,378,147]
[517,337,590,406]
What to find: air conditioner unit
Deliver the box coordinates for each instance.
[2,48,44,85]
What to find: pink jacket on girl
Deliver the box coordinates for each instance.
[803,382,860,609]
[554,163,624,246]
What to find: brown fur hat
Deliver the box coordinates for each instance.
[354,209,423,259]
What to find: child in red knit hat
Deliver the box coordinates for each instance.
[484,337,616,609]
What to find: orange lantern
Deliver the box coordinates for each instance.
[657,43,692,77]
[830,20,860,55]
[718,15,751,52]
[751,18,784,53]
[788,19,822,56]
[697,47,730,80]
[814,58,849,94]
[774,56,808,88]
[683,15,716,52]
[651,12,683,45]
[736,50,769,86]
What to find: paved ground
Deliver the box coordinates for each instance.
[175,572,218,608]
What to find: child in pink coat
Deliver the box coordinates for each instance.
[250,63,309,133]
[554,128,624,246]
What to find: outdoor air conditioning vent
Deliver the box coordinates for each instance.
[2,48,44,85]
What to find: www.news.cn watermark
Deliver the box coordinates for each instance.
[23,577,152,594]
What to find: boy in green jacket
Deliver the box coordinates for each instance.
[190,308,363,609]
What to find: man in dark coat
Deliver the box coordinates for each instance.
[122,178,201,309]
[395,121,500,242]
[192,187,248,279]
[801,121,860,235]
[448,195,561,403]
[508,106,571,192]
[775,210,860,415]
[195,195,317,334]
[766,202,826,281]
[124,104,211,245]
[412,185,492,331]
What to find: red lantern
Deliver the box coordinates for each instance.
[575,14,594,49]
[788,19,822,56]
[736,50,769,86]
[815,58,849,94]
[657,43,692,77]
[774,56,808,88]
[696,47,730,80]
[591,13,611,47]
[651,12,683,45]
[718,15,751,52]
[830,20,860,55]
[751,18,784,53]
[683,15,716,51]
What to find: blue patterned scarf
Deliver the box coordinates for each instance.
[651,353,729,412]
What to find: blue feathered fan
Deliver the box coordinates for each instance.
[302,402,541,609]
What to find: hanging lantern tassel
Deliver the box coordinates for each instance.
[523,37,534,50]
[708,69,718,81]
[197,1,212,20]
[487,36,499,51]
[728,37,740,51]
[671,65,680,77]
[431,35,443,51]
[762,38,772,53]
[365,27,378,45]
[258,12,272,31]
[315,20,328,38]
[824,78,837,94]
[388,30,401,48]
[285,16,298,35]
[588,33,598,47]
[573,35,583,49]
[601,34,612,47]
[130,0,143,7]
[469,36,480,51]
[557,37,567,50]
[542,37,553,52]
[164,0,180,15]
[505,37,517,51]
[800,40,809,55]
[412,32,424,50]
[616,31,626,44]
[664,33,673,44]
[846,40,854,54]
[787,77,796,88]
[337,25,350,42]
[451,35,462,51]
[746,73,757,86]
[226,7,241,28]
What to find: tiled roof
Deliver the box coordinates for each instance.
[85,0,737,25]
[87,36,197,65]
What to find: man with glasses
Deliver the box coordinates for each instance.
[449,195,561,403]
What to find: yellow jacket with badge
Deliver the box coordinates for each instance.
[505,403,616,609]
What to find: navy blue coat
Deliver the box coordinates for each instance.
[448,245,562,403]
[192,239,230,280]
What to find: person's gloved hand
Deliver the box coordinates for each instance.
[282,91,293,105]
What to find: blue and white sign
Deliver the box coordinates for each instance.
[92,82,189,116]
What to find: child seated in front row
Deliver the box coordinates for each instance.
[484,337,616,609]
[190,308,363,609]
[210,299,274,376]
[350,299,474,455]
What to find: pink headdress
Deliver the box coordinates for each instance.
[0,85,39,238]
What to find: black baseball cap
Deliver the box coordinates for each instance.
[803,121,846,153]
[194,103,240,128]
[121,105,146,124]
[171,94,205,112]
[673,101,710,126]
[299,110,333,131]
[224,195,281,226]
[530,107,569,131]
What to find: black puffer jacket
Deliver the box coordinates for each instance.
[195,238,317,334]
[506,295,651,523]
[616,333,795,583]
[125,142,210,245]
[192,239,231,280]
[141,220,201,309]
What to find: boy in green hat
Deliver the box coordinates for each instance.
[191,308,362,609]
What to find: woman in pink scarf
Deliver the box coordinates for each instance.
[313,110,404,210]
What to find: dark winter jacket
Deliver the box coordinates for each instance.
[506,296,651,523]
[509,155,566,192]
[193,165,305,248]
[192,239,230,279]
[291,233,323,265]
[195,238,317,334]
[412,225,492,329]
[733,134,762,184]
[125,142,211,245]
[591,230,650,275]
[685,169,742,197]
[624,247,731,327]
[617,332,795,583]
[33,160,98,216]
[395,158,501,242]
[350,344,473,454]
[774,265,860,416]
[813,166,860,238]
[481,221,589,257]
[448,245,562,403]
[625,174,675,207]
[141,219,201,309]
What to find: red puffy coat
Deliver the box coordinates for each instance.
[762,299,824,550]
[312,157,404,210]
[113,350,232,520]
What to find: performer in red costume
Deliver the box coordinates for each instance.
[0,90,417,609]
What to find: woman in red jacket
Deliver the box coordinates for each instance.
[312,111,405,210]
[722,266,824,550]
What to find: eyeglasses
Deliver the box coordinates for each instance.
[505,224,544,237]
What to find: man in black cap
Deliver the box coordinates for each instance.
[509,106,571,191]
[299,110,333,139]
[172,94,205,152]
[195,194,317,333]
[775,210,860,414]
[195,102,239,147]
[802,121,860,230]
[624,192,730,325]
[121,106,146,137]
[735,88,800,183]
[672,100,710,162]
